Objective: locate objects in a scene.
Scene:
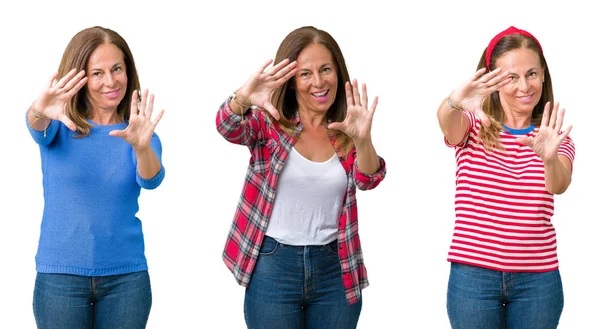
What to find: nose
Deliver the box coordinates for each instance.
[313,74,324,87]
[105,73,115,87]
[518,77,530,93]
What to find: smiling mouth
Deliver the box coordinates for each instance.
[517,94,534,101]
[102,89,120,98]
[312,90,329,97]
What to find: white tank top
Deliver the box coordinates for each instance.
[265,147,347,245]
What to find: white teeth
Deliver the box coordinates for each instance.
[313,91,327,97]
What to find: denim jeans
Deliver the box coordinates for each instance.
[244,236,362,329]
[33,270,152,329]
[447,262,563,329]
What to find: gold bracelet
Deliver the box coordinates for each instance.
[29,104,49,137]
[447,94,464,111]
[232,91,252,123]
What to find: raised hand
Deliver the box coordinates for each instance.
[516,102,573,162]
[235,58,298,120]
[450,68,511,127]
[327,80,378,143]
[32,69,88,131]
[109,89,164,152]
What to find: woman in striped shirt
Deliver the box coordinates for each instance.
[437,26,575,329]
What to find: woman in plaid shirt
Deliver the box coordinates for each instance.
[216,26,386,329]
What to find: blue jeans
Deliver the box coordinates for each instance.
[244,236,362,329]
[33,271,152,329]
[447,263,563,329]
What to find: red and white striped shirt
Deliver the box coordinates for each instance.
[445,110,575,272]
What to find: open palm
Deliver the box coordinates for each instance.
[33,69,88,131]
[328,80,377,142]
[516,102,572,162]
[452,68,510,127]
[236,58,297,120]
[109,89,164,151]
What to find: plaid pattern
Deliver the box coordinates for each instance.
[216,98,386,304]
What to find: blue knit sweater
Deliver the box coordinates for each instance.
[27,117,165,276]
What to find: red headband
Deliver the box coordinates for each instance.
[485,26,543,70]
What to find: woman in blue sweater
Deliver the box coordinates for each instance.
[26,26,165,329]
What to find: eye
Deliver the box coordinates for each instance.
[92,71,102,77]
[322,67,331,73]
[113,66,122,72]
[527,71,537,78]
[300,71,310,77]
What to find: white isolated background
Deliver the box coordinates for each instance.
[1,0,598,328]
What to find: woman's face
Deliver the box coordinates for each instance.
[293,42,338,115]
[85,43,128,113]
[495,47,544,116]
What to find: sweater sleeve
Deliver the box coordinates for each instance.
[134,132,165,190]
[25,111,61,146]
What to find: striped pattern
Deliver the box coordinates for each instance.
[446,110,575,272]
[216,98,386,304]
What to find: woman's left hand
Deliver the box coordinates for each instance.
[327,79,378,144]
[516,102,572,162]
[109,89,164,152]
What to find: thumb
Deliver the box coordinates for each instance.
[109,129,125,137]
[515,136,531,146]
[263,103,280,121]
[57,113,77,132]
[327,122,344,131]
[474,109,491,127]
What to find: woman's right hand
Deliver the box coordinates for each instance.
[235,58,297,120]
[31,69,88,131]
[450,67,510,127]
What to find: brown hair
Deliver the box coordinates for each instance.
[57,26,140,137]
[477,33,553,151]
[271,26,353,156]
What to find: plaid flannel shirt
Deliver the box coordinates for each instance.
[216,97,386,304]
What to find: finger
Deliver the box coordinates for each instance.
[479,68,502,83]
[352,79,361,107]
[266,58,291,76]
[471,67,488,81]
[361,83,368,110]
[485,71,510,88]
[46,71,59,89]
[345,81,354,107]
[61,70,86,92]
[263,103,280,121]
[57,113,77,132]
[475,109,491,127]
[559,124,573,141]
[257,59,274,73]
[130,90,139,118]
[108,129,126,137]
[279,67,298,85]
[327,122,345,131]
[540,102,551,127]
[54,68,78,89]
[548,101,559,129]
[139,89,149,116]
[369,96,379,118]
[272,61,297,80]
[554,107,566,133]
[151,109,165,128]
[64,77,88,98]
[146,93,155,118]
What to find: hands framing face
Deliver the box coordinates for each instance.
[236,58,298,120]
[451,68,511,127]
[109,89,164,152]
[516,102,573,162]
[33,69,88,131]
[328,79,378,143]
